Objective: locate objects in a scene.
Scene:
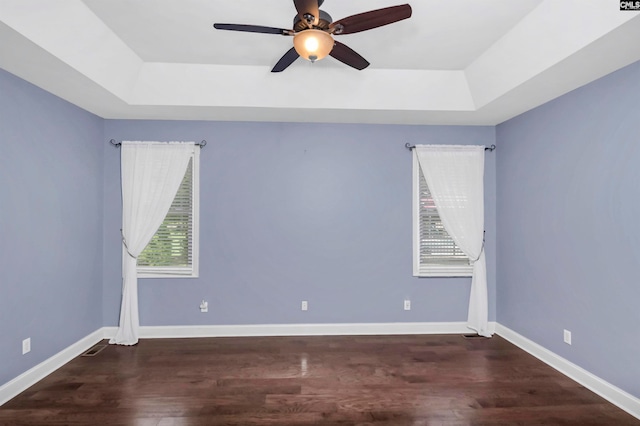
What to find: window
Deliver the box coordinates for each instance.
[137,149,199,278]
[413,152,472,277]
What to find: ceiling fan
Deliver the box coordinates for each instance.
[213,0,412,72]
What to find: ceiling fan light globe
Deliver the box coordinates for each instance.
[305,37,319,52]
[293,29,334,62]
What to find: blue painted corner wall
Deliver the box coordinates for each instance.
[0,69,104,386]
[496,59,640,397]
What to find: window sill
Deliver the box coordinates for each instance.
[414,265,473,278]
[137,267,198,279]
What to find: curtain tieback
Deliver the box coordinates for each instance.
[470,230,486,264]
[121,229,137,259]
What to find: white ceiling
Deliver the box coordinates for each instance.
[1,0,639,125]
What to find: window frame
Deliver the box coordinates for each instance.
[412,152,473,278]
[137,148,200,279]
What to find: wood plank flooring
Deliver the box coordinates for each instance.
[1,335,638,425]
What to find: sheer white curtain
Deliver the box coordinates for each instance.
[110,142,194,345]
[414,144,491,337]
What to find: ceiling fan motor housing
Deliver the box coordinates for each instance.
[293,10,332,32]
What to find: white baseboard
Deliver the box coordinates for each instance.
[0,329,105,406]
[103,321,488,339]
[495,323,640,421]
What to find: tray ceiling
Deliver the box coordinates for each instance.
[0,0,639,125]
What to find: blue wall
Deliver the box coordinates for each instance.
[0,69,104,386]
[496,60,640,397]
[103,121,496,327]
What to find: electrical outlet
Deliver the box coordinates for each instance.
[199,300,208,313]
[22,338,31,355]
[563,329,572,345]
[301,300,308,311]
[404,300,411,311]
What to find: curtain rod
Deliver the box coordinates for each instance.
[109,139,207,148]
[405,143,495,152]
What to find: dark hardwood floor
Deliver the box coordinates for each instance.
[1,334,637,425]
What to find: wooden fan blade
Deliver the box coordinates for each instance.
[330,4,412,35]
[329,41,369,70]
[214,23,292,35]
[293,0,320,27]
[272,47,300,72]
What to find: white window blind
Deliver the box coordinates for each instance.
[413,153,472,277]
[138,151,199,278]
